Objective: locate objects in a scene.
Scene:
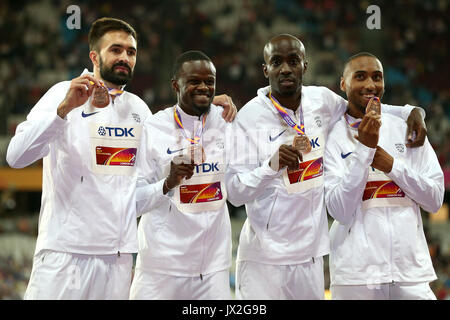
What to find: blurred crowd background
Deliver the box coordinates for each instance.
[0,0,449,299]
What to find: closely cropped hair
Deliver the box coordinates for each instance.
[172,50,212,79]
[88,17,137,51]
[343,52,379,75]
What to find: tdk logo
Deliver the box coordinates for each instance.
[195,163,219,173]
[98,126,135,137]
[310,137,320,149]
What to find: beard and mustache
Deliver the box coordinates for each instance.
[99,57,133,86]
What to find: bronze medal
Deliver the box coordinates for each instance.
[189,144,206,164]
[365,96,381,115]
[91,85,110,108]
[293,135,311,154]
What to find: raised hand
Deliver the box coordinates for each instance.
[269,144,303,172]
[213,94,237,122]
[163,161,196,194]
[57,75,101,118]
[406,108,427,148]
[355,110,382,148]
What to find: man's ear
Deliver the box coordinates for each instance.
[340,76,346,92]
[89,51,100,69]
[303,60,308,74]
[262,63,268,78]
[171,78,179,93]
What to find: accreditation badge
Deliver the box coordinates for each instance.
[89,122,142,175]
[362,167,413,210]
[283,132,325,194]
[173,158,227,214]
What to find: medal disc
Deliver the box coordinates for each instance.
[293,135,311,153]
[91,85,110,108]
[189,144,206,164]
[365,96,381,115]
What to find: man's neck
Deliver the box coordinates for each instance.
[346,102,365,119]
[270,89,301,111]
[178,102,205,120]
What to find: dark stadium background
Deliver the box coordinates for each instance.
[0,0,448,299]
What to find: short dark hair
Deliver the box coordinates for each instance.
[88,17,137,51]
[343,52,379,75]
[172,50,212,79]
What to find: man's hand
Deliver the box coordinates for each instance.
[213,94,237,122]
[355,111,382,149]
[269,144,303,172]
[371,146,394,173]
[57,75,101,119]
[406,107,427,148]
[163,161,196,194]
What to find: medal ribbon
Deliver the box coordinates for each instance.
[174,106,207,144]
[90,81,124,97]
[269,91,305,135]
[344,113,362,130]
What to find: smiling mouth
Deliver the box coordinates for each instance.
[362,93,379,100]
[193,94,210,100]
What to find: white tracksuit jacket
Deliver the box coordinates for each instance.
[6,70,151,256]
[324,112,443,286]
[135,104,232,277]
[225,85,418,266]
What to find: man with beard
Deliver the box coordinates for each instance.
[324,53,443,299]
[6,18,236,300]
[129,51,233,299]
[225,34,428,299]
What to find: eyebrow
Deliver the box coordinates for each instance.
[109,44,137,52]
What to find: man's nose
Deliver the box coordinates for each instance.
[118,51,130,64]
[280,62,292,74]
[364,78,376,91]
[196,81,208,91]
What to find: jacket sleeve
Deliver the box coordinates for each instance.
[324,127,376,226]
[387,137,444,213]
[225,113,281,207]
[381,103,426,120]
[135,121,171,216]
[6,82,68,168]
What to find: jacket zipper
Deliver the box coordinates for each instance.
[198,209,208,279]
[117,176,124,258]
[266,193,278,230]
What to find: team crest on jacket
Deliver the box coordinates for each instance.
[395,143,405,153]
[216,139,224,150]
[132,113,141,123]
[314,116,322,128]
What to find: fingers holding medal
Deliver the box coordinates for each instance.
[365,96,381,116]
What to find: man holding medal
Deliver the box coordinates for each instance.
[324,53,444,299]
[130,51,233,299]
[6,18,236,300]
[225,34,428,299]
